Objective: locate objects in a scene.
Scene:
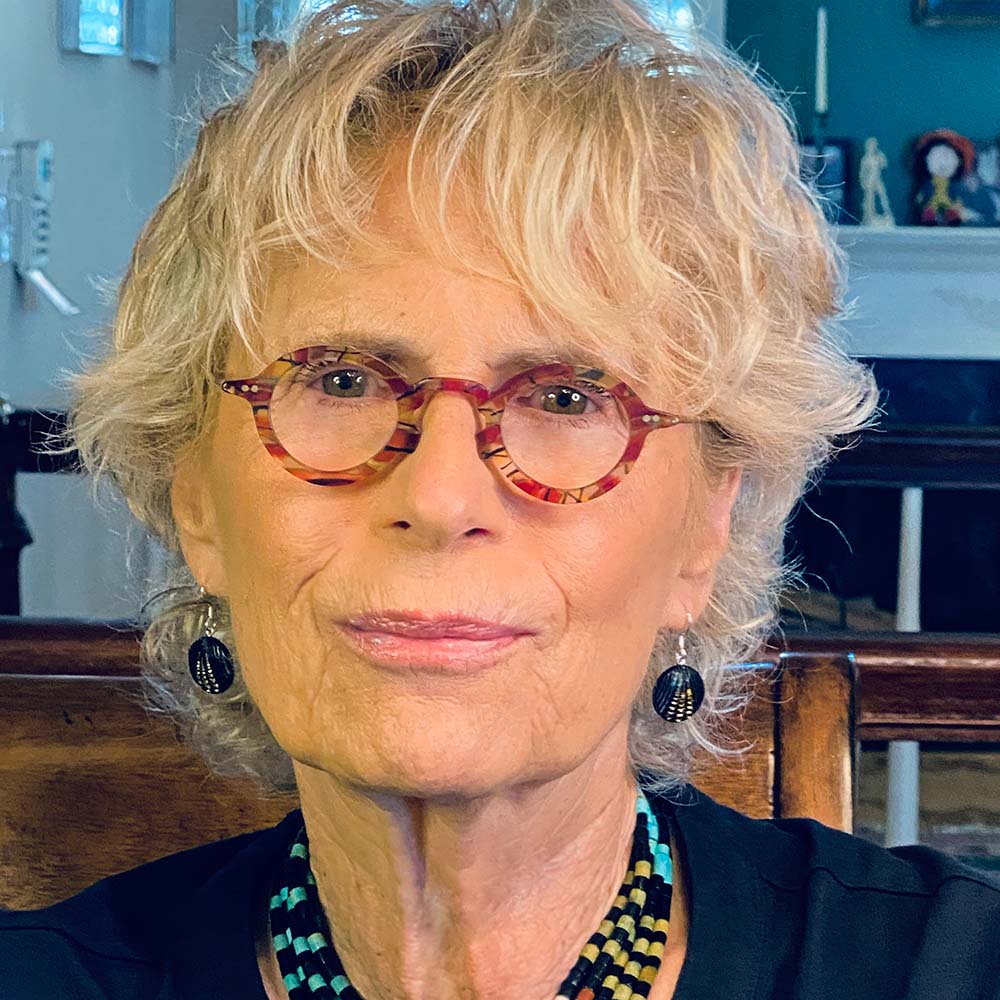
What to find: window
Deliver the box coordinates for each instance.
[61,0,125,55]
[239,0,696,64]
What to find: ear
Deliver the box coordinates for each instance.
[170,442,230,597]
[666,466,742,628]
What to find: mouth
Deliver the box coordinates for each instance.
[337,619,531,674]
[344,610,532,641]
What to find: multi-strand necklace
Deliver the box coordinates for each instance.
[268,782,674,999]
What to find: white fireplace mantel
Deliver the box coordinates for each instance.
[836,227,1000,361]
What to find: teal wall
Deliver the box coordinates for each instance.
[726,1,1000,223]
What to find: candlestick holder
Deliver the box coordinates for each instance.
[812,112,829,163]
[800,123,853,225]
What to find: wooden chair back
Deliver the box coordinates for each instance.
[3,618,997,910]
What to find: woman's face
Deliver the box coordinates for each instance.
[172,178,740,797]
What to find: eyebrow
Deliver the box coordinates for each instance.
[290,328,603,375]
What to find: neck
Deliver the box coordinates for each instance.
[259,731,679,1000]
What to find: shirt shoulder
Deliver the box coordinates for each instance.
[648,780,1000,999]
[758,809,1000,998]
[656,779,1000,899]
[0,809,302,1000]
[762,807,1000,900]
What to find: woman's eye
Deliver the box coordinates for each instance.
[318,369,368,397]
[297,364,373,397]
[525,382,610,417]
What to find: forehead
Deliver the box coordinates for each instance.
[244,250,624,380]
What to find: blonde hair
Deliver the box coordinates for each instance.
[59,0,878,799]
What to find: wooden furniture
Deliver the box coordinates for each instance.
[0,407,73,615]
[0,618,299,910]
[3,619,999,910]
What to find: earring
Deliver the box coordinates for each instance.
[187,587,235,695]
[652,613,705,723]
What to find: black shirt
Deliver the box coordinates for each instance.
[2,782,999,999]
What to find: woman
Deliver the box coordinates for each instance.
[3,2,999,998]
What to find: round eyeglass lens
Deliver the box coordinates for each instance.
[269,359,631,489]
[270,359,399,471]
[499,376,630,489]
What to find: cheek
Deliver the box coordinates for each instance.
[553,441,691,629]
[210,405,335,590]
[518,445,690,719]
[206,417,346,720]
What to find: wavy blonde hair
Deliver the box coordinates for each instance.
[58,0,878,800]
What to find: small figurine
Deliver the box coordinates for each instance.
[859,137,895,227]
[912,129,978,226]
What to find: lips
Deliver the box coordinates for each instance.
[344,612,531,640]
[338,613,532,674]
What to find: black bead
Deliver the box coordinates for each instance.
[651,664,705,722]
[188,635,235,694]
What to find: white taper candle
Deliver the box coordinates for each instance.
[815,6,829,116]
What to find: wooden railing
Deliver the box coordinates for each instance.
[797,633,1000,742]
[0,616,141,675]
[4,618,998,741]
[1,617,998,907]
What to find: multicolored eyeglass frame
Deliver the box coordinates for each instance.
[219,346,702,505]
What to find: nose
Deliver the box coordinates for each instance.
[409,377,490,433]
[384,380,505,533]
[411,380,488,456]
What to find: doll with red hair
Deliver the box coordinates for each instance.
[913,129,978,225]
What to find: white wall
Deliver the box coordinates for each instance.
[1,0,236,619]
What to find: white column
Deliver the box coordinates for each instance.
[885,487,923,848]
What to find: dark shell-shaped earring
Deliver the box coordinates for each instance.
[187,588,235,695]
[652,614,705,723]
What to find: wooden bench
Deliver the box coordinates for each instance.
[2,617,998,910]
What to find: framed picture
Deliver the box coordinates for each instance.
[914,1,1000,25]
[961,139,1000,225]
[128,0,175,65]
[800,138,854,224]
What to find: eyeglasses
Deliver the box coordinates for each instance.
[219,346,703,504]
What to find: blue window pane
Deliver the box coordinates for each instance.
[238,1,695,67]
[649,0,694,33]
[287,1,696,31]
[305,0,694,35]
[79,0,124,55]
[309,1,362,11]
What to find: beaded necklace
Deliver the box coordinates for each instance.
[268,783,674,1000]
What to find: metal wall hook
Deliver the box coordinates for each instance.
[1,140,80,316]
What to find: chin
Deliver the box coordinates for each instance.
[302,736,555,800]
